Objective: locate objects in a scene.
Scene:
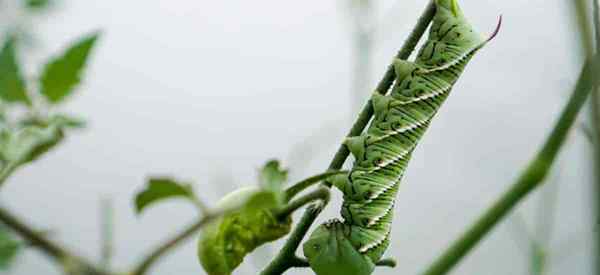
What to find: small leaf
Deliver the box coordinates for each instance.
[24,0,51,10]
[135,178,197,214]
[40,32,100,103]
[258,160,288,193]
[0,38,30,105]
[0,227,20,270]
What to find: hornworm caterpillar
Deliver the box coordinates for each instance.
[302,1,501,275]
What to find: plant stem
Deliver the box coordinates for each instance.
[130,210,227,275]
[276,187,330,221]
[420,57,599,275]
[0,205,109,275]
[100,198,114,271]
[261,2,436,274]
[0,163,18,188]
[260,203,326,275]
[588,1,600,274]
[284,170,347,201]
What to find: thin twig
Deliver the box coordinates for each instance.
[276,188,330,221]
[130,210,226,275]
[588,1,600,274]
[420,57,599,275]
[284,170,347,201]
[0,163,18,188]
[0,205,109,275]
[260,202,326,275]
[100,198,114,271]
[260,2,437,274]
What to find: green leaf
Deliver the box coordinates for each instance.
[0,227,20,270]
[135,178,197,215]
[24,0,51,10]
[258,160,288,193]
[0,38,30,105]
[40,32,100,103]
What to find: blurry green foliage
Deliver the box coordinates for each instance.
[24,0,51,10]
[0,33,99,184]
[0,38,30,105]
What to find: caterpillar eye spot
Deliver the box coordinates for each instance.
[374,158,384,166]
[313,244,320,251]
[362,218,370,225]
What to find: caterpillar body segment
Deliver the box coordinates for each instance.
[303,1,499,274]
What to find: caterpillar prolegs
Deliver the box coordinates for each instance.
[303,1,501,275]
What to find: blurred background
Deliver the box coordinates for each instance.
[0,0,595,274]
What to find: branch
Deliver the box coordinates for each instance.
[130,210,227,275]
[420,57,599,275]
[284,170,347,201]
[260,203,326,275]
[276,187,330,221]
[0,205,109,275]
[261,1,437,274]
[100,198,114,270]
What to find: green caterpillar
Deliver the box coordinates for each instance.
[303,1,500,275]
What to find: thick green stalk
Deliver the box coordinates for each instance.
[260,2,437,274]
[420,57,599,275]
[589,1,600,274]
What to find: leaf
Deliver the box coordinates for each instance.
[40,32,100,103]
[135,178,197,215]
[258,160,288,193]
[0,38,30,105]
[0,227,20,270]
[24,0,51,10]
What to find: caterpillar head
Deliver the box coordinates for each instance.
[303,221,375,275]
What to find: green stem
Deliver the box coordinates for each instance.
[261,2,437,274]
[276,188,330,221]
[130,209,228,275]
[0,162,18,188]
[260,199,327,275]
[588,1,600,274]
[284,170,347,201]
[100,198,114,271]
[420,57,598,275]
